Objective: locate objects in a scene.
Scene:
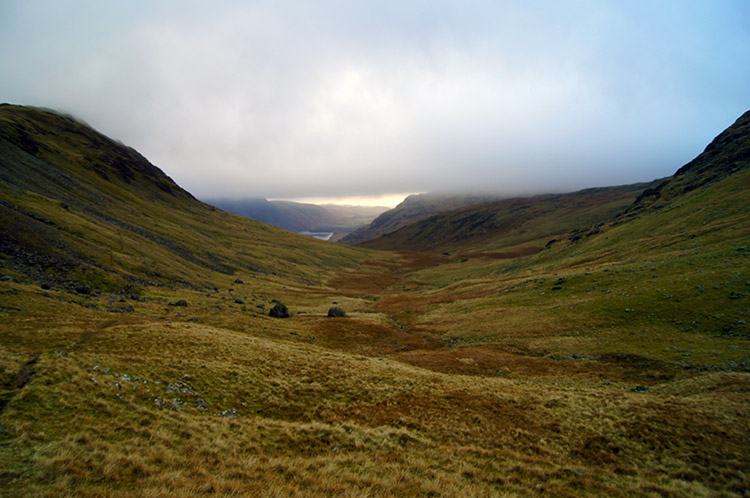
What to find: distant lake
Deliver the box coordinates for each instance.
[299,231,334,241]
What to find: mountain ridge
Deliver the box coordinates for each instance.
[357,181,660,253]
[0,104,366,292]
[206,197,387,236]
[340,192,506,245]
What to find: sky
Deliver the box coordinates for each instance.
[1,1,748,207]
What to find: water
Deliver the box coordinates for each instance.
[298,231,334,241]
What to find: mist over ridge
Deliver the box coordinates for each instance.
[1,1,748,201]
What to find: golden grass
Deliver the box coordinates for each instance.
[1,109,748,495]
[2,247,749,497]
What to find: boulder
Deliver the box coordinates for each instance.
[269,302,289,318]
[327,306,346,318]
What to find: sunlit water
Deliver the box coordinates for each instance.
[298,231,334,241]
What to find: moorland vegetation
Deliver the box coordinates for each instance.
[0,104,748,496]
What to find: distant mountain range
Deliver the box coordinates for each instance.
[205,198,388,240]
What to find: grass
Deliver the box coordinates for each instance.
[1,225,748,496]
[0,105,748,496]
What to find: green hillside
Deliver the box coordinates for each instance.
[0,104,367,293]
[359,182,660,254]
[0,105,748,497]
[340,192,505,245]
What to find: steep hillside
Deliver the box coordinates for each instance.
[360,182,658,254]
[205,197,386,235]
[622,109,750,218]
[0,104,367,293]
[340,192,504,245]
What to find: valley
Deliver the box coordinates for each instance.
[206,198,388,241]
[0,105,748,496]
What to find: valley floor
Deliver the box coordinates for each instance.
[1,244,748,497]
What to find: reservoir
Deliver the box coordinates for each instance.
[299,231,334,241]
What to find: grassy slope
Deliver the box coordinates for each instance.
[340,193,505,245]
[0,105,748,497]
[0,105,368,291]
[358,183,658,254]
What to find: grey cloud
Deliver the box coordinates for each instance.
[1,0,748,200]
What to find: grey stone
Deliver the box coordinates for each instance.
[269,302,289,318]
[166,381,199,397]
[327,307,346,318]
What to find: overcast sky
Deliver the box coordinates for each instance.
[1,1,748,206]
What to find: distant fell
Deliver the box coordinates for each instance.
[358,182,658,253]
[340,193,504,245]
[206,197,387,237]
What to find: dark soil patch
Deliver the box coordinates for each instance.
[0,354,39,414]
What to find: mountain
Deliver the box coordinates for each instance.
[0,104,365,292]
[1,105,748,497]
[339,192,504,245]
[621,109,750,219]
[358,182,659,253]
[205,197,387,238]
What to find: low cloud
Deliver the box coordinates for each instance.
[1,0,748,200]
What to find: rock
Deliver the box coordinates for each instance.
[729,291,743,300]
[631,385,649,393]
[194,398,209,411]
[234,278,243,284]
[75,284,92,295]
[219,408,240,418]
[170,398,185,411]
[234,298,245,304]
[166,381,199,397]
[551,285,563,290]
[169,300,188,307]
[109,304,134,313]
[269,302,289,318]
[327,306,346,318]
[40,283,51,290]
